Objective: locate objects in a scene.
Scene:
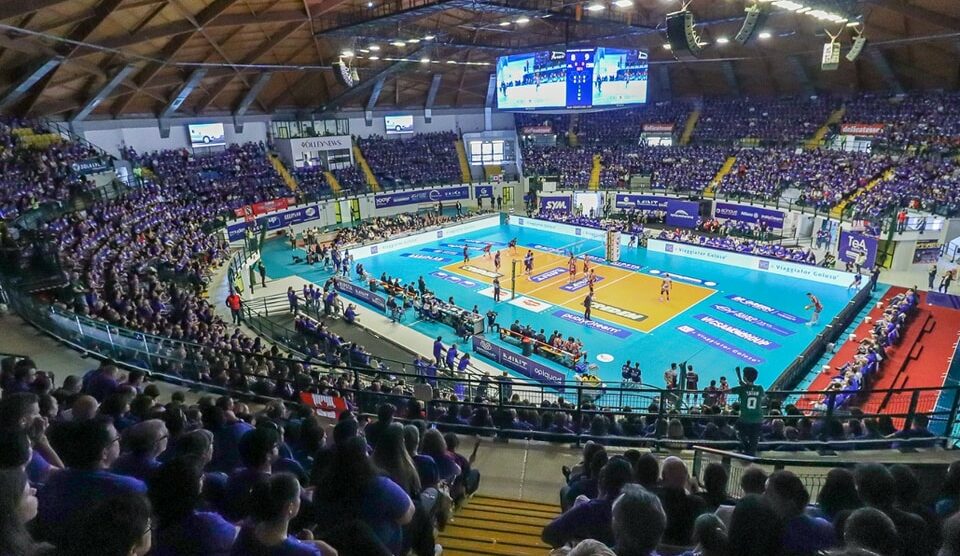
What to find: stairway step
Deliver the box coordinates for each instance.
[469,495,561,513]
[438,536,549,555]
[441,524,547,548]
[455,508,553,527]
[465,502,558,520]
[450,516,545,536]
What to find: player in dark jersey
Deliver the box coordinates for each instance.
[482,243,492,258]
[805,292,823,326]
[684,365,699,404]
[523,250,534,278]
[730,366,764,456]
[508,238,518,255]
[494,250,501,272]
[462,244,470,264]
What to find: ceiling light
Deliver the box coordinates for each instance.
[366,1,373,6]
[585,3,605,12]
[407,38,420,43]
[420,57,430,63]
[846,21,860,27]
[391,41,405,47]
[663,43,672,50]
[424,35,435,40]
[716,37,730,44]
[499,21,511,26]
[369,56,380,60]
[369,45,380,51]
[446,60,457,64]
[341,50,354,57]
[613,0,633,6]
[516,17,530,24]
[758,31,772,39]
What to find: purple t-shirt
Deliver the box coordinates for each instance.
[154,511,238,556]
[230,527,323,556]
[542,498,614,547]
[27,450,52,485]
[36,469,147,546]
[211,421,254,473]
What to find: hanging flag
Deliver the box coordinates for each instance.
[299,392,348,419]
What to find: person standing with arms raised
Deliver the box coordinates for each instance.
[730,366,764,456]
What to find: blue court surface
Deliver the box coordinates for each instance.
[261,223,862,389]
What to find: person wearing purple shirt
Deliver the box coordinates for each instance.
[543,457,633,548]
[83,361,120,402]
[231,473,334,556]
[36,417,147,547]
[112,418,168,482]
[764,470,836,555]
[150,457,238,556]
[208,407,255,473]
[222,427,280,521]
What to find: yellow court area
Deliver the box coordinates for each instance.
[442,246,715,333]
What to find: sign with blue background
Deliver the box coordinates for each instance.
[614,194,671,211]
[665,199,700,229]
[539,195,572,213]
[715,202,785,229]
[474,185,494,199]
[374,186,470,208]
[838,230,878,269]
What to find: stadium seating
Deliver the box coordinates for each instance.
[358,131,462,188]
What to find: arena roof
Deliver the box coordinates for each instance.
[0,0,956,119]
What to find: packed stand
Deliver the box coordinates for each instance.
[850,156,960,219]
[597,145,729,192]
[843,91,960,152]
[357,132,461,188]
[694,95,838,144]
[574,102,691,146]
[522,145,594,187]
[0,355,485,556]
[293,165,367,197]
[0,117,105,219]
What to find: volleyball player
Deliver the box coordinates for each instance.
[805,292,822,326]
[524,250,534,278]
[462,244,470,264]
[659,273,672,302]
[567,255,577,284]
[582,253,590,275]
[508,238,518,254]
[482,243,492,258]
[494,250,501,272]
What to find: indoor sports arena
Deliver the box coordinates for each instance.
[1,0,960,555]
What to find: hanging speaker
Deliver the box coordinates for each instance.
[333,61,355,87]
[735,4,769,45]
[846,35,867,62]
[666,10,702,60]
[822,42,841,71]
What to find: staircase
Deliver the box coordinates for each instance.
[830,167,894,219]
[567,113,580,147]
[805,106,846,150]
[353,145,380,192]
[440,495,558,555]
[588,154,602,190]
[704,155,737,197]
[323,171,342,196]
[455,140,472,183]
[679,109,700,145]
[268,154,298,192]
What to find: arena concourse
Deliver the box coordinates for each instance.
[2,1,960,555]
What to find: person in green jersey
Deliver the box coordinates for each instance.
[730,366,764,456]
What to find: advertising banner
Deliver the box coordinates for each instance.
[840,123,885,136]
[912,240,941,264]
[538,194,572,214]
[614,194,671,211]
[474,185,494,199]
[521,125,553,134]
[714,202,785,229]
[334,278,387,312]
[226,203,323,241]
[71,158,111,175]
[642,123,675,133]
[665,199,700,229]
[471,336,566,389]
[837,230,878,269]
[233,197,293,218]
[374,186,470,208]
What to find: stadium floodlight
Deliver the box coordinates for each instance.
[758,31,772,39]
[716,37,730,44]
[585,3,606,12]
[663,43,672,50]
[499,21,511,26]
[516,17,530,24]
[369,56,380,60]
[341,50,354,57]
[613,0,633,7]
[369,45,380,51]
[407,38,421,43]
[391,41,405,47]
[420,57,430,63]
[424,35,436,40]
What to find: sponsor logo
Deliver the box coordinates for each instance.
[725,294,806,324]
[508,296,552,313]
[592,302,647,321]
[711,304,795,336]
[421,248,461,256]
[544,201,568,211]
[665,244,675,253]
[461,265,502,278]
[676,325,765,365]
[400,253,448,262]
[437,230,443,238]
[530,267,568,283]
[430,271,478,288]
[370,246,379,254]
[694,314,781,349]
[758,260,770,270]
[552,310,631,338]
[560,275,605,292]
